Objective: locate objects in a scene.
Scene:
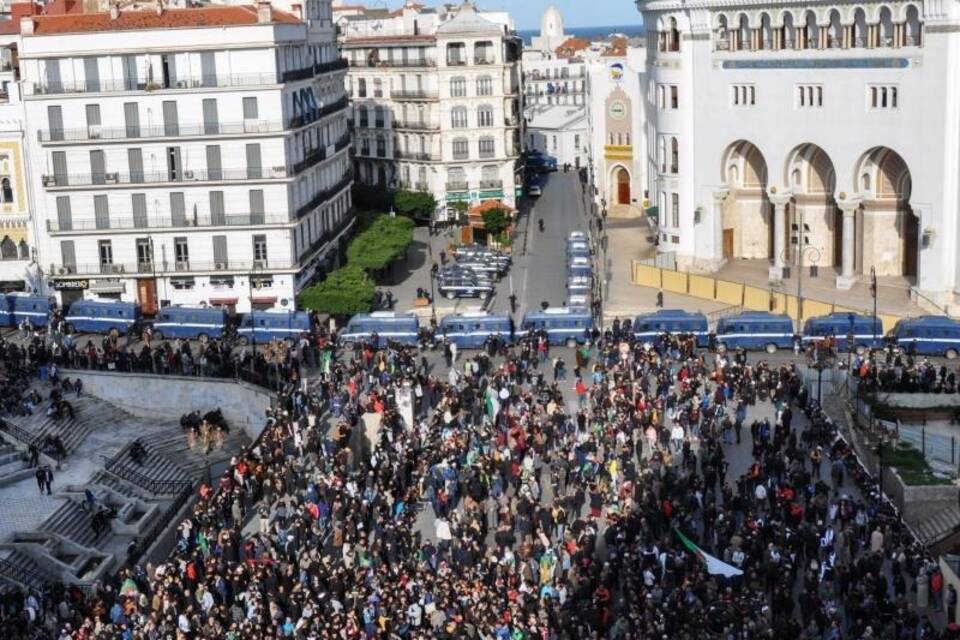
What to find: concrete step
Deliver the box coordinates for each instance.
[91,471,153,501]
[0,549,49,591]
[917,505,960,545]
[39,500,101,548]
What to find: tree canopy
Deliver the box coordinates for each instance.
[481,208,511,237]
[298,265,375,316]
[393,190,437,221]
[346,214,414,271]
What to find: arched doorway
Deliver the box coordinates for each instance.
[720,140,769,259]
[856,146,915,278]
[784,144,837,268]
[614,167,630,205]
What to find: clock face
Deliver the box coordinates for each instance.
[609,100,627,120]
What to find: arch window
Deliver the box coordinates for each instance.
[782,13,796,49]
[481,165,498,186]
[658,137,667,173]
[670,137,679,174]
[478,136,495,159]
[451,106,468,129]
[737,14,750,51]
[760,14,772,50]
[854,9,868,47]
[447,166,466,187]
[450,76,466,97]
[879,7,894,46]
[1,177,13,204]
[452,137,469,160]
[828,11,842,48]
[0,236,16,260]
[905,5,922,46]
[659,17,681,52]
[477,105,494,127]
[716,15,729,50]
[804,11,818,49]
[476,75,493,96]
[17,240,27,260]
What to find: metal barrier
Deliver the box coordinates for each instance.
[123,483,194,568]
[0,416,39,447]
[0,555,47,590]
[103,453,192,496]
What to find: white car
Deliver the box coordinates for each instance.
[528,185,543,197]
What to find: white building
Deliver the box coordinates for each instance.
[337,0,522,212]
[525,105,588,169]
[636,0,957,305]
[20,0,352,312]
[585,43,648,216]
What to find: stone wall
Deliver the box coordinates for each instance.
[883,465,959,522]
[63,370,272,441]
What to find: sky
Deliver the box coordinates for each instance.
[414,0,642,30]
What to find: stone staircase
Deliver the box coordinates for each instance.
[137,425,249,480]
[608,203,645,219]
[104,440,192,495]
[3,393,129,455]
[0,548,49,591]
[39,500,102,549]
[0,439,32,487]
[916,505,960,547]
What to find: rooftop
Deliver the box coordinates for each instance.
[24,4,300,36]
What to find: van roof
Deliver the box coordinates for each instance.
[724,312,792,322]
[637,309,706,320]
[527,307,591,317]
[898,315,960,327]
[362,312,416,320]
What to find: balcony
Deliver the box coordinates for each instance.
[394,150,440,162]
[287,95,349,129]
[478,150,496,160]
[391,90,438,101]
[349,58,436,68]
[474,57,495,65]
[296,171,353,219]
[446,59,467,67]
[27,73,279,97]
[63,258,295,276]
[47,212,291,234]
[479,179,502,190]
[42,166,291,189]
[38,120,286,144]
[393,121,440,131]
[452,151,469,161]
[315,58,350,75]
[446,181,469,192]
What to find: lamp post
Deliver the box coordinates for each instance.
[779,244,821,330]
[870,266,878,346]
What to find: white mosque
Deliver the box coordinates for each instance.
[527,5,569,60]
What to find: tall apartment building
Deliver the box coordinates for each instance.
[337,1,522,212]
[20,0,351,312]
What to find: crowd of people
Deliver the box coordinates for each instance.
[0,319,956,639]
[852,351,960,395]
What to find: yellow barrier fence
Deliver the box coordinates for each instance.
[629,261,905,328]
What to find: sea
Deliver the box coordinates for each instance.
[518,24,644,45]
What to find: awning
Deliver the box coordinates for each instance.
[208,297,239,306]
[89,280,125,294]
[251,296,277,305]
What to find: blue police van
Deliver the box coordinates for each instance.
[439,311,512,349]
[633,309,710,348]
[715,311,796,353]
[7,293,53,328]
[340,312,420,349]
[237,310,311,346]
[891,316,960,358]
[65,299,141,337]
[151,305,228,343]
[521,307,593,347]
[802,312,884,353]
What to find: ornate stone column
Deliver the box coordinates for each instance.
[836,201,859,289]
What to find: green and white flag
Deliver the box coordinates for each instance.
[675,528,743,578]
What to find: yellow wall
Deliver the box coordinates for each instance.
[661,270,688,294]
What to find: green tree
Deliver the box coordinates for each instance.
[346,214,414,271]
[352,183,395,213]
[393,190,437,221]
[481,208,511,237]
[299,265,375,316]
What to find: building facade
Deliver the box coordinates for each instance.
[338,1,522,213]
[585,47,647,217]
[636,0,957,304]
[20,0,351,312]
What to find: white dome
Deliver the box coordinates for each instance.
[541,5,564,39]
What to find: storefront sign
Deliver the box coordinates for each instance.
[53,278,89,290]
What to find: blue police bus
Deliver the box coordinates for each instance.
[7,293,53,328]
[633,309,710,348]
[439,311,512,349]
[802,312,884,353]
[65,299,141,337]
[151,305,228,343]
[891,316,960,358]
[521,307,593,347]
[715,311,796,353]
[340,312,420,349]
[237,310,311,346]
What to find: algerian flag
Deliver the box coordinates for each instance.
[484,388,500,420]
[675,528,743,578]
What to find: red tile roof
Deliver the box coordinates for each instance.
[342,34,435,45]
[555,36,588,59]
[27,4,300,35]
[601,37,627,57]
[0,2,40,35]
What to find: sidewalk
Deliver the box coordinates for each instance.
[604,216,931,321]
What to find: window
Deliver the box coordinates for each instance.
[98,239,113,271]
[171,276,195,290]
[451,106,468,128]
[670,85,678,109]
[478,137,495,158]
[450,77,466,97]
[242,97,259,119]
[730,84,755,106]
[574,135,580,150]
[796,84,823,108]
[373,78,383,98]
[476,75,493,96]
[253,235,268,262]
[453,138,469,160]
[174,237,189,268]
[447,43,466,66]
[136,238,152,271]
[670,137,679,174]
[477,105,493,127]
[474,41,494,64]
[671,193,680,227]
[374,106,385,127]
[357,78,367,98]
[868,84,898,110]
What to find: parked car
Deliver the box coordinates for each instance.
[437,271,494,300]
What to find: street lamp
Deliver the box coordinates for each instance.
[870,266,878,346]
[779,242,821,330]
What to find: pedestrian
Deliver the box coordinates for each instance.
[44,466,53,495]
[35,466,45,495]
